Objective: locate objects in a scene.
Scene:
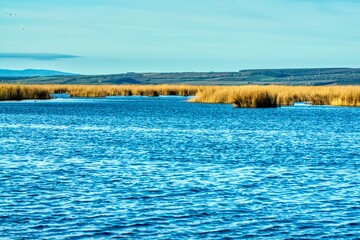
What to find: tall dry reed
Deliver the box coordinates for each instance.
[1,84,359,107]
[0,84,51,100]
[189,85,360,107]
[0,84,200,100]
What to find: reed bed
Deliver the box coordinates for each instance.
[61,84,200,97]
[0,84,51,101]
[1,84,360,107]
[189,85,360,107]
[0,84,200,100]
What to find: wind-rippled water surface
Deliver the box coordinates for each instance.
[1,96,360,239]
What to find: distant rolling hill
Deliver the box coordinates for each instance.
[0,69,78,77]
[1,68,360,85]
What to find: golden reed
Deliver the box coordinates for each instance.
[189,85,360,107]
[0,84,199,100]
[0,84,51,101]
[1,84,359,107]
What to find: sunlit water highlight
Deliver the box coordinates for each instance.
[1,96,360,239]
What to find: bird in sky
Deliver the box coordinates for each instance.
[4,12,17,16]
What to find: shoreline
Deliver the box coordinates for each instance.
[1,84,359,107]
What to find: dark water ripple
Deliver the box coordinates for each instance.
[1,97,360,239]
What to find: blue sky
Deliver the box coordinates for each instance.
[1,0,360,74]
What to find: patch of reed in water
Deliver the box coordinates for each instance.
[1,84,359,107]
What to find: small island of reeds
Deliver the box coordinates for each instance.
[1,84,359,107]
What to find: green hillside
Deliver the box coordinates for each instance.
[1,68,360,85]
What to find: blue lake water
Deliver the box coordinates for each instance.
[1,96,360,239]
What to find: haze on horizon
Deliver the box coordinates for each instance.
[1,0,360,75]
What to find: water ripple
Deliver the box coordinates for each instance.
[1,97,360,238]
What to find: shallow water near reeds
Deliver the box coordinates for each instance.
[1,96,360,239]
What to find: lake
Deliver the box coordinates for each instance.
[1,96,360,239]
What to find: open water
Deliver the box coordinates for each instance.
[1,96,360,239]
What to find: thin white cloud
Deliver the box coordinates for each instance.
[0,53,79,60]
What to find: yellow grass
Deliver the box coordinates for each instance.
[61,84,200,97]
[0,84,199,100]
[1,84,360,107]
[0,84,51,100]
[189,85,360,107]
